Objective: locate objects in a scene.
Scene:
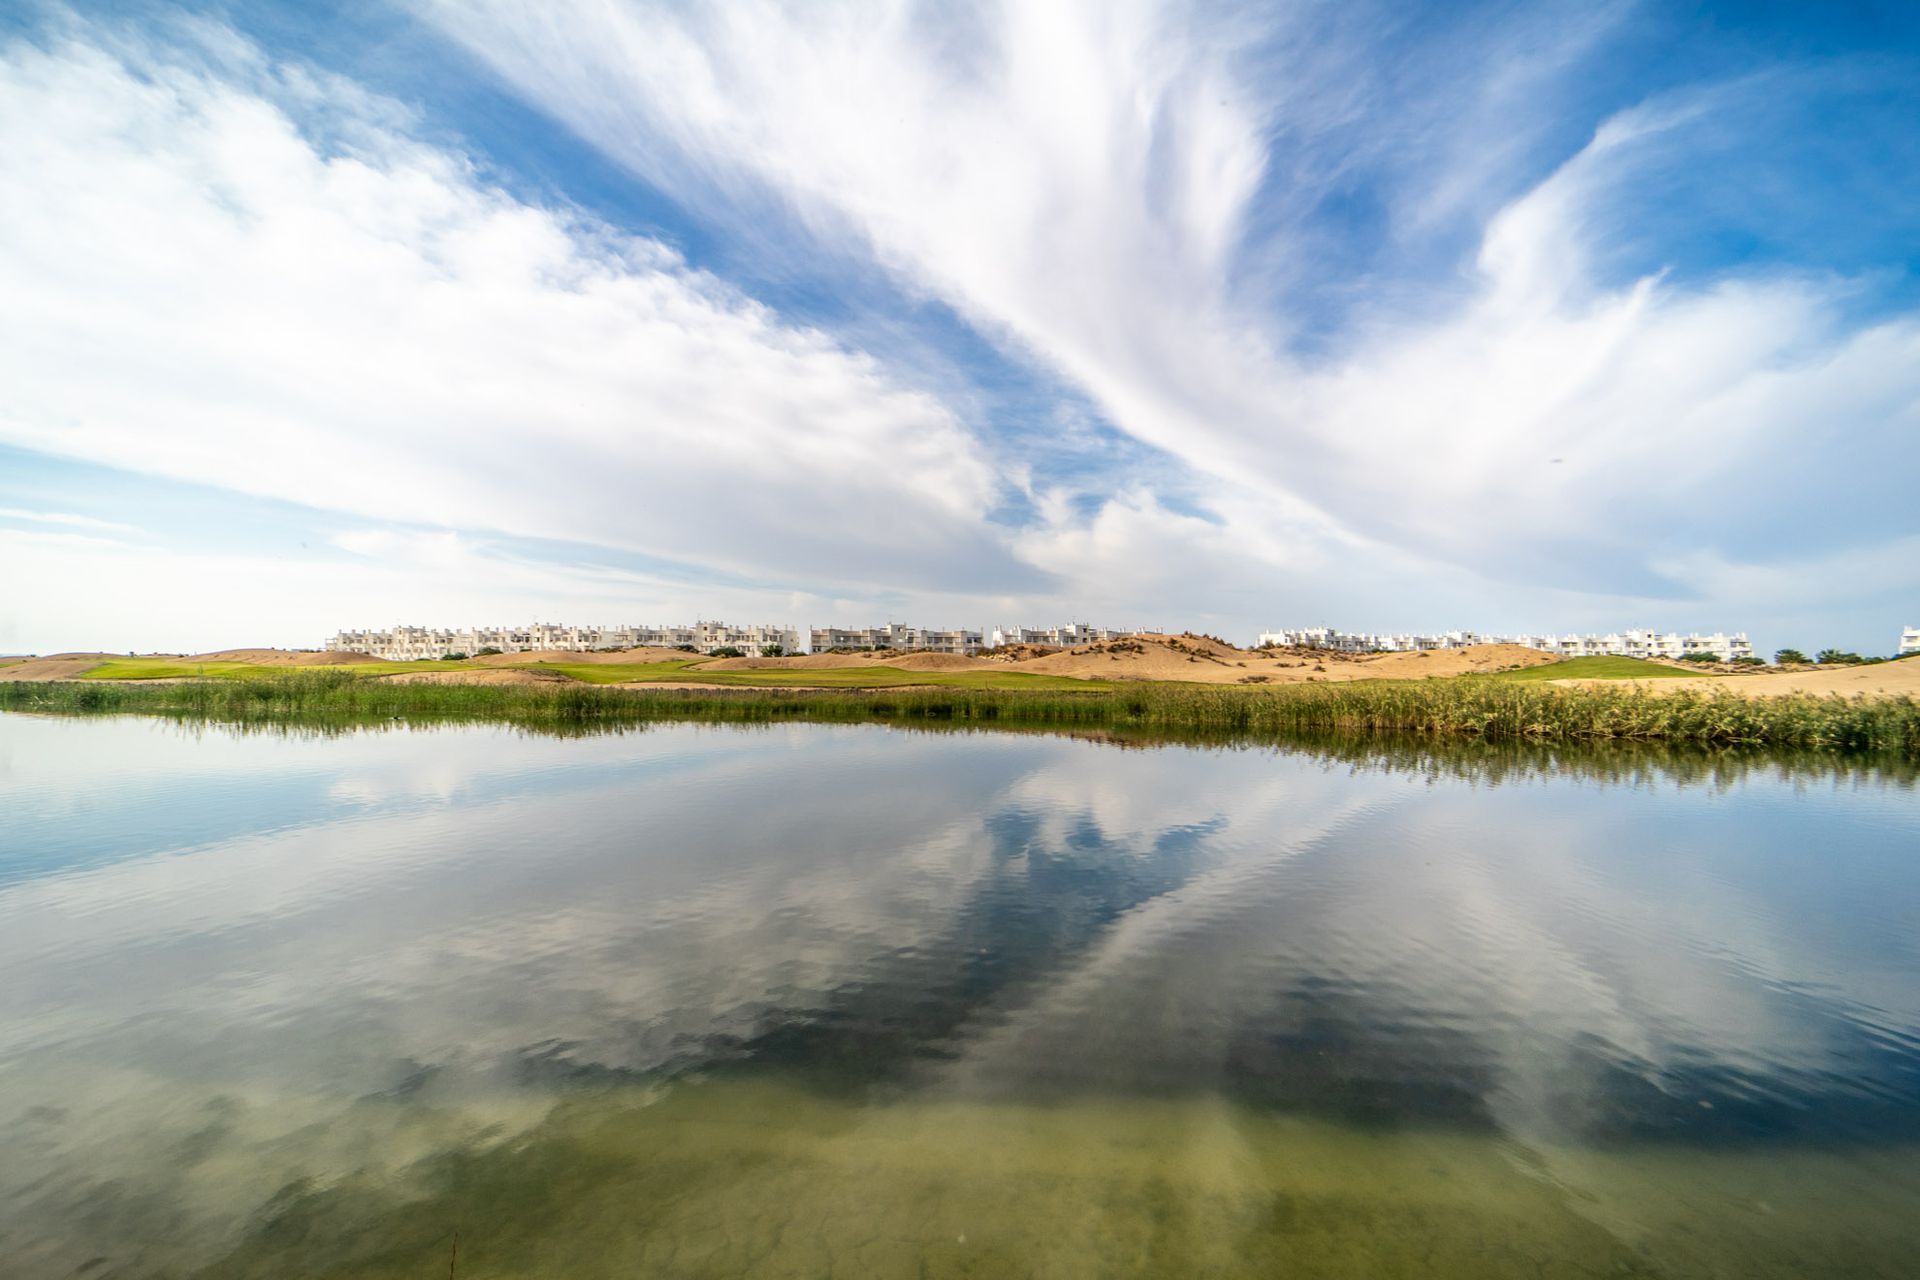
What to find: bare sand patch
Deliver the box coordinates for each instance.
[378,668,575,686]
[696,653,884,670]
[467,647,697,666]
[1556,661,1920,699]
[0,655,117,681]
[186,648,383,666]
[1343,644,1563,678]
[878,653,999,672]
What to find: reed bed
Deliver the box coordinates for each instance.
[5,671,1917,755]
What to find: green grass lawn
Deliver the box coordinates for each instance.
[1490,656,1706,682]
[77,659,269,680]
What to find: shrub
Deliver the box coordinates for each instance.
[475,647,502,657]
[1774,648,1809,665]
[444,653,469,661]
[1817,649,1866,665]
[674,644,698,652]
[759,644,786,658]
[1677,652,1723,664]
[710,647,745,658]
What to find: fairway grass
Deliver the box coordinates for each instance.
[1490,656,1704,682]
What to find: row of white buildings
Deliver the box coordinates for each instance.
[325,622,800,660]
[327,621,1146,660]
[808,623,1144,654]
[1257,627,1758,662]
[809,624,984,655]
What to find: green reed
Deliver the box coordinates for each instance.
[5,672,1916,755]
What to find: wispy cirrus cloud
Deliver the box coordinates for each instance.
[422,0,1920,638]
[0,20,1034,608]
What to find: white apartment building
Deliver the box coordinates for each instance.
[987,623,1141,649]
[1256,628,1495,654]
[1258,627,1756,662]
[1901,626,1920,656]
[808,624,986,655]
[326,621,800,660]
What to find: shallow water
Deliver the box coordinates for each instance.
[1,714,1917,1277]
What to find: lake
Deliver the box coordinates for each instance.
[2,712,1917,1277]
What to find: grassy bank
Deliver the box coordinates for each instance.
[5,671,1917,754]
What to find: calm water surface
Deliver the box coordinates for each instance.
[2,713,1918,1277]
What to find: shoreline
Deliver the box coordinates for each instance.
[4,673,1916,756]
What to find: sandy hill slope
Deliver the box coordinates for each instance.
[1558,659,1920,699]
[187,648,383,665]
[0,654,118,681]
[1004,638,1561,684]
[698,651,1000,672]
[379,668,573,685]
[1342,644,1562,678]
[468,647,696,665]
[696,653,888,670]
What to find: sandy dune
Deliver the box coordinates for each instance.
[467,647,699,666]
[187,648,383,665]
[699,651,998,671]
[1004,636,1558,684]
[0,655,119,681]
[379,668,573,685]
[1558,661,1920,699]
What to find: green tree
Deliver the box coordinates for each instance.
[710,646,745,658]
[759,644,786,657]
[1773,648,1808,665]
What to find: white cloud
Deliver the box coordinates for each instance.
[0,508,141,535]
[0,24,1032,610]
[425,0,1920,643]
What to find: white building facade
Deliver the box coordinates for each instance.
[1901,627,1920,656]
[326,622,800,660]
[987,623,1141,649]
[1258,627,1756,662]
[808,624,985,655]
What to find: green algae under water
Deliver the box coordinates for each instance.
[3,713,1918,1277]
[180,1079,1920,1279]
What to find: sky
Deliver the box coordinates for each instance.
[2,0,1917,656]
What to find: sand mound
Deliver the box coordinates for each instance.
[1557,658,1920,699]
[879,652,998,671]
[187,648,383,665]
[698,653,883,670]
[467,647,696,666]
[697,651,995,673]
[379,668,575,686]
[0,656,113,681]
[1347,644,1562,678]
[1012,635,1252,682]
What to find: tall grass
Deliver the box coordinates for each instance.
[5,671,1917,755]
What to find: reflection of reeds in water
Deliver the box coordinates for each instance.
[4,671,1917,755]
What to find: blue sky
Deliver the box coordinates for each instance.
[2,0,1917,655]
